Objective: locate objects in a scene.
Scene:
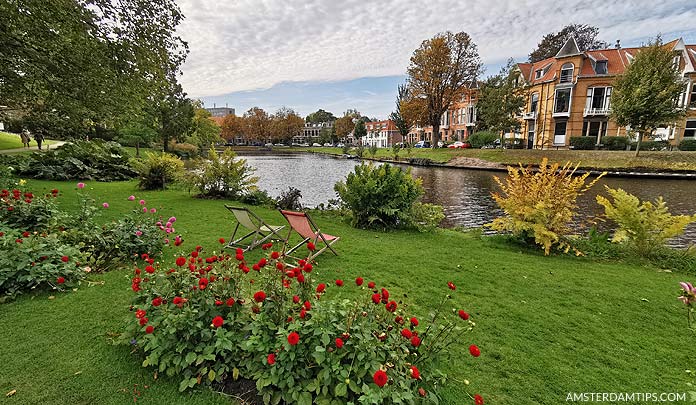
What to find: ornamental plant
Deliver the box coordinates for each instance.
[679,282,696,330]
[488,158,605,255]
[132,152,185,190]
[596,187,696,258]
[122,242,483,404]
[184,147,258,199]
[0,187,64,231]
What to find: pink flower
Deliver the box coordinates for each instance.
[135,230,143,236]
[142,207,147,213]
[102,202,109,208]
[128,195,135,201]
[168,217,176,223]
[139,199,146,205]
[76,182,85,189]
[679,282,696,306]
[150,208,156,213]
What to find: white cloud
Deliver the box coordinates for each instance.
[177,0,696,98]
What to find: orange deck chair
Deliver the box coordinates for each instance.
[279,210,340,261]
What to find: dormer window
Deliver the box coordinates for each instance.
[595,60,607,74]
[560,63,574,83]
[673,55,681,69]
[534,69,543,79]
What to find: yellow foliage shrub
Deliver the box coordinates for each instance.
[488,158,604,255]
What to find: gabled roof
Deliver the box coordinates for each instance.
[555,36,582,58]
[687,46,696,70]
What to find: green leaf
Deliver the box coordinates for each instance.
[298,392,312,405]
[334,383,347,397]
[208,369,216,381]
[185,352,196,365]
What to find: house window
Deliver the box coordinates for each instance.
[673,56,681,70]
[595,60,608,74]
[690,82,696,107]
[467,105,476,123]
[581,121,607,139]
[535,69,543,79]
[530,93,539,112]
[685,120,696,138]
[554,88,572,114]
[527,121,535,139]
[560,63,574,83]
[554,121,567,144]
[585,87,612,111]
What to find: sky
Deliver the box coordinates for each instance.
[176,0,696,120]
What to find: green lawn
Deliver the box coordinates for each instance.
[288,146,696,172]
[1,180,692,404]
[0,131,57,151]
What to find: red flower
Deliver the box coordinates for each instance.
[15,238,22,243]
[145,325,154,334]
[371,293,381,304]
[226,297,236,307]
[258,258,267,267]
[297,273,305,283]
[409,365,421,380]
[61,255,69,262]
[253,291,266,302]
[235,253,245,261]
[373,370,387,387]
[385,300,397,312]
[401,329,412,338]
[474,394,484,405]
[51,189,59,194]
[139,317,149,326]
[215,299,223,306]
[395,315,404,324]
[212,316,224,328]
[303,301,311,311]
[276,262,284,270]
[267,353,276,365]
[411,336,421,347]
[145,265,155,274]
[355,277,364,286]
[271,251,280,259]
[368,281,375,289]
[300,309,307,319]
[173,296,183,306]
[458,310,470,320]
[287,331,300,346]
[152,297,162,307]
[335,279,344,287]
[292,295,300,304]
[175,257,186,267]
[418,387,426,397]
[335,338,344,348]
[447,281,456,290]
[410,317,419,327]
[22,231,30,237]
[469,344,481,357]
[135,309,146,319]
[303,263,313,272]
[218,237,225,244]
[316,283,326,293]
[381,288,389,301]
[56,276,65,284]
[307,242,316,251]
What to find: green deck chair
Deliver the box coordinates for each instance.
[224,205,286,252]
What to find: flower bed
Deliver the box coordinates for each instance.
[123,241,484,404]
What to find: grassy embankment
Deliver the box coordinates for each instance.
[286,146,696,172]
[0,180,692,404]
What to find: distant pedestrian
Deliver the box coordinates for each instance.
[20,129,30,148]
[33,132,44,150]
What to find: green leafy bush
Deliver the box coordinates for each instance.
[334,163,424,229]
[122,245,481,404]
[569,136,597,150]
[410,202,445,232]
[0,187,64,231]
[0,229,86,300]
[133,152,184,190]
[369,144,378,158]
[488,158,604,255]
[596,186,696,257]
[169,141,199,159]
[679,139,696,151]
[0,166,18,190]
[602,136,629,150]
[241,189,275,207]
[186,147,258,199]
[467,131,498,148]
[631,140,669,151]
[7,139,136,181]
[276,187,303,210]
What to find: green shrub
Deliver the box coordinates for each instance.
[468,131,498,148]
[410,202,445,232]
[632,140,669,151]
[0,229,86,300]
[133,152,184,190]
[8,139,136,181]
[569,136,597,150]
[187,147,258,199]
[369,144,378,158]
[334,163,424,229]
[122,246,480,403]
[602,136,629,150]
[169,141,199,158]
[408,157,434,166]
[0,166,18,190]
[241,189,275,206]
[391,143,401,160]
[679,139,696,151]
[0,187,64,231]
[596,186,696,257]
[276,187,303,210]
[488,158,604,255]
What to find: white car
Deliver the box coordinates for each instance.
[312,143,322,147]
[323,143,333,147]
[336,143,345,148]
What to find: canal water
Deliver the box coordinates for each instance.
[238,151,696,247]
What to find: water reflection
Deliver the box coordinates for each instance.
[239,151,696,247]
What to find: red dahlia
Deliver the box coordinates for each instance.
[401,329,412,339]
[152,297,162,307]
[218,237,225,244]
[469,344,481,357]
[410,317,419,327]
[307,242,316,251]
[267,353,276,365]
[175,257,186,267]
[287,331,300,346]
[226,297,236,307]
[212,316,224,328]
[303,301,311,310]
[458,310,470,320]
[335,279,344,287]
[253,291,267,302]
[145,325,154,334]
[368,281,376,289]
[335,338,344,348]
[409,365,421,380]
[145,265,155,274]
[385,300,397,312]
[411,336,421,347]
[61,255,69,262]
[56,276,65,284]
[271,251,280,259]
[316,283,326,293]
[371,293,381,304]
[373,370,388,387]
[474,394,484,404]
[447,281,456,290]
[292,295,300,304]
[355,277,364,286]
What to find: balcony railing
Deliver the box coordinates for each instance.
[522,111,537,120]
[583,107,611,116]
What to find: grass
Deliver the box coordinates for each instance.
[286,146,696,172]
[1,180,693,404]
[0,131,57,151]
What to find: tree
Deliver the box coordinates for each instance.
[117,116,158,158]
[389,84,411,142]
[220,115,245,143]
[353,120,367,144]
[334,109,361,141]
[406,31,482,148]
[243,107,271,143]
[529,24,607,63]
[476,59,525,142]
[611,38,685,156]
[188,105,222,150]
[0,0,188,138]
[305,109,336,123]
[156,83,194,152]
[271,107,304,143]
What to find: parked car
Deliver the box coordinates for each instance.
[414,141,431,148]
[448,141,471,149]
[336,143,345,148]
[312,143,322,147]
[323,143,333,147]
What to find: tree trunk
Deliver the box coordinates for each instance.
[431,123,440,148]
[135,141,140,158]
[634,131,642,157]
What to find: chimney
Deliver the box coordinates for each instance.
[615,39,621,49]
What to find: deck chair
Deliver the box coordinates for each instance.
[224,205,286,252]
[279,210,340,261]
